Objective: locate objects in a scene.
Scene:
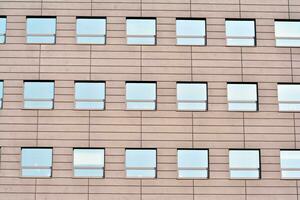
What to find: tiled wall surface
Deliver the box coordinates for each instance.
[1,0,300,199]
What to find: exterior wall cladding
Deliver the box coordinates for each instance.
[1,0,300,200]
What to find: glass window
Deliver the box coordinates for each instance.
[24,81,54,109]
[0,81,3,109]
[0,17,7,43]
[73,149,105,178]
[275,21,300,47]
[280,150,300,179]
[177,83,207,111]
[176,19,206,45]
[125,149,156,178]
[278,84,300,112]
[225,20,256,46]
[126,18,156,45]
[227,83,258,111]
[26,17,56,44]
[177,149,208,179]
[75,82,105,110]
[76,18,106,44]
[21,148,52,177]
[126,82,156,110]
[229,150,260,179]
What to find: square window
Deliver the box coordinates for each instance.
[278,84,300,112]
[229,150,260,179]
[177,83,207,111]
[225,20,256,46]
[73,149,105,178]
[125,149,156,178]
[126,18,156,45]
[0,17,7,43]
[21,148,52,177]
[24,81,54,109]
[280,150,300,179]
[75,82,105,110]
[227,83,258,111]
[26,17,56,44]
[275,21,300,47]
[76,18,106,44]
[0,81,3,109]
[177,149,208,179]
[126,82,156,110]
[176,19,206,45]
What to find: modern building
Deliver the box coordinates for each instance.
[0,0,300,200]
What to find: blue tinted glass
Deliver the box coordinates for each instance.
[227,84,257,101]
[275,21,300,38]
[226,20,255,37]
[177,83,207,101]
[75,82,105,100]
[74,169,103,177]
[76,18,106,35]
[178,170,207,178]
[282,170,300,179]
[280,151,300,169]
[0,18,6,43]
[229,150,260,168]
[126,83,156,100]
[126,149,156,168]
[230,170,259,179]
[126,169,156,178]
[178,150,208,168]
[22,148,52,167]
[127,19,156,35]
[176,19,205,36]
[278,84,300,102]
[24,82,54,99]
[27,18,56,35]
[22,169,51,177]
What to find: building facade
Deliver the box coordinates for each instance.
[1,0,300,200]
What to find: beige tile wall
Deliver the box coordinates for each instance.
[0,0,300,199]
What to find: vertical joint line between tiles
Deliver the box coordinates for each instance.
[239,0,241,18]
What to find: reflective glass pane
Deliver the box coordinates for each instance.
[75,82,105,110]
[126,169,156,178]
[27,18,56,43]
[127,19,156,45]
[280,151,300,169]
[282,170,300,179]
[177,102,207,111]
[73,149,104,177]
[226,20,255,46]
[229,150,260,169]
[24,101,53,109]
[178,150,208,168]
[126,83,156,110]
[21,148,52,177]
[227,84,257,101]
[0,17,6,43]
[177,83,207,101]
[228,102,257,111]
[24,82,54,109]
[0,81,3,99]
[178,170,207,178]
[275,21,300,37]
[230,170,259,179]
[76,18,106,44]
[126,149,156,168]
[176,19,206,45]
[278,84,300,112]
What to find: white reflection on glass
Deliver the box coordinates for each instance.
[229,150,260,179]
[27,18,56,43]
[126,19,156,45]
[75,82,105,110]
[76,18,106,44]
[0,81,3,108]
[278,84,300,112]
[280,150,300,179]
[21,148,52,177]
[73,149,104,177]
[178,149,208,178]
[24,81,54,109]
[176,19,206,45]
[126,82,156,110]
[0,17,7,43]
[177,83,207,111]
[225,20,255,46]
[125,149,156,178]
[227,83,257,111]
[275,21,300,47]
